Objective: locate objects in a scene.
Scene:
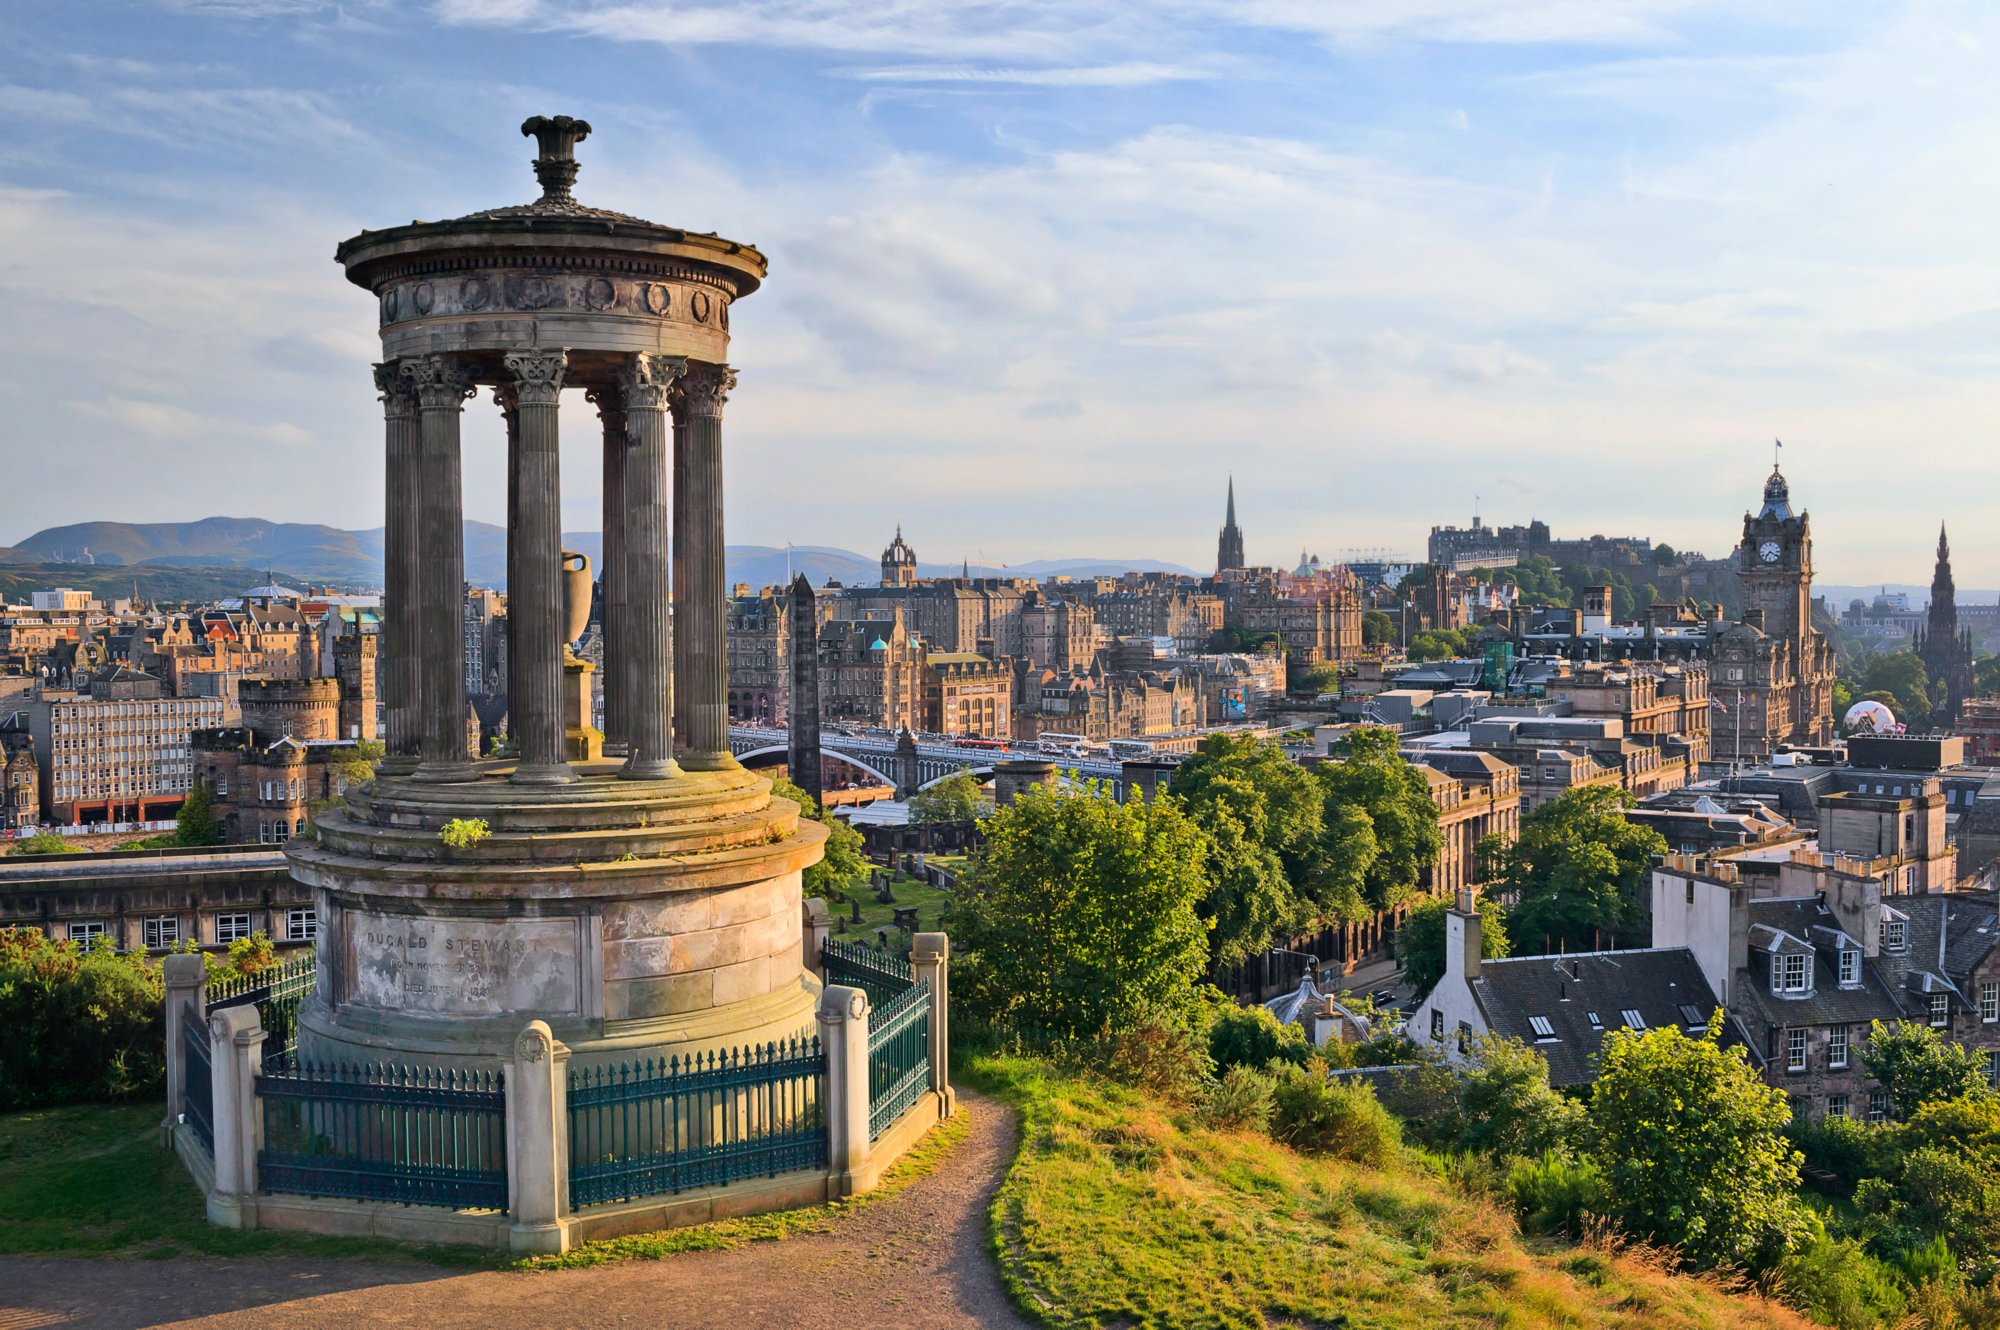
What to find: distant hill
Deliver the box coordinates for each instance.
[7,517,1195,592]
[0,562,304,606]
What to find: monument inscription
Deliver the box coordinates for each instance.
[344,911,584,1018]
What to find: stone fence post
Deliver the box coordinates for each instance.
[911,932,954,1116]
[802,897,832,980]
[206,1004,265,1229]
[162,952,206,1139]
[817,983,870,1198]
[507,1020,571,1255]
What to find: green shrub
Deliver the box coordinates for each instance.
[1776,1234,1907,1329]
[1086,1006,1213,1105]
[1208,1003,1311,1074]
[1450,1034,1585,1159]
[1790,1110,1881,1196]
[10,831,81,856]
[438,817,490,850]
[1505,1152,1607,1237]
[1200,1065,1277,1133]
[1270,1068,1401,1165]
[0,928,164,1108]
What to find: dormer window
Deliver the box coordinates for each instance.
[1885,919,1908,953]
[1838,950,1860,988]
[1775,952,1810,994]
[1930,992,1950,1028]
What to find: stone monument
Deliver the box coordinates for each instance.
[290,115,825,1067]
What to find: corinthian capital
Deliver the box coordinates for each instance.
[617,354,688,412]
[373,361,419,420]
[677,363,737,419]
[402,354,478,410]
[585,385,627,434]
[503,349,568,407]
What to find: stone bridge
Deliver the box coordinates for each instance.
[727,726,1135,798]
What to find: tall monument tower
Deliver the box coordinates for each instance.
[293,117,826,1069]
[1918,524,1974,727]
[1216,476,1246,574]
[880,526,918,588]
[1737,465,1812,651]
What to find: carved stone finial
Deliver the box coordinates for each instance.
[521,114,592,205]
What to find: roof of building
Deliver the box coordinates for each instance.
[1468,947,1725,1086]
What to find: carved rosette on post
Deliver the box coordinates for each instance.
[302,117,823,1074]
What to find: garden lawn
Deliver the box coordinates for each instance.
[0,1100,491,1265]
[833,870,954,941]
[963,1054,1814,1330]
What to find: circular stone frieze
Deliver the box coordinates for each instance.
[642,282,672,315]
[583,276,616,310]
[461,276,493,310]
[690,290,712,323]
[412,282,435,315]
[379,289,398,324]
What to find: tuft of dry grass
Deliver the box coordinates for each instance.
[963,1054,1815,1330]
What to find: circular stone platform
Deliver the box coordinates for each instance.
[286,766,826,1068]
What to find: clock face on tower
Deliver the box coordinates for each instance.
[1758,540,1782,563]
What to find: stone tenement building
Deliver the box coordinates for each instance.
[1917,524,1976,728]
[1708,466,1836,761]
[1225,563,1365,664]
[0,845,317,953]
[1407,751,1521,902]
[193,677,368,846]
[726,585,792,725]
[925,653,1013,739]
[817,611,925,733]
[23,669,224,826]
[1,731,37,832]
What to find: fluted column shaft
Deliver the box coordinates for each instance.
[404,354,477,779]
[589,389,629,752]
[670,402,692,750]
[504,350,573,784]
[375,363,422,773]
[674,364,736,768]
[619,354,687,779]
[497,384,520,719]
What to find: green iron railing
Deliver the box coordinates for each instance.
[822,938,912,1010]
[867,980,931,1141]
[208,951,316,1065]
[180,998,213,1154]
[568,1037,827,1209]
[257,1057,508,1210]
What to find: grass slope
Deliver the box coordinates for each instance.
[966,1054,1813,1330]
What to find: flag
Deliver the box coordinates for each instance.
[1710,696,1729,714]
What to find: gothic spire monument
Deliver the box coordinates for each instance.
[1216,475,1246,574]
[1917,523,1974,727]
[293,117,827,1069]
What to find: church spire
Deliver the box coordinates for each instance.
[1216,474,1246,574]
[1226,475,1237,528]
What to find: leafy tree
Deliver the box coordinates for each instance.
[1862,1021,1992,1119]
[1313,727,1442,920]
[1859,653,1932,728]
[1170,734,1323,967]
[947,782,1211,1039]
[1208,1002,1313,1073]
[173,780,224,847]
[1394,894,1510,1001]
[10,831,81,856]
[1293,661,1341,697]
[1406,629,1469,662]
[1362,610,1395,646]
[908,769,990,825]
[0,927,165,1108]
[331,738,385,790]
[1976,654,2000,700]
[1487,785,1666,953]
[1653,543,1678,567]
[1588,1017,1812,1270]
[771,775,868,901]
[1448,1034,1584,1159]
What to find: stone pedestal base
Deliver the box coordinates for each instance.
[563,656,603,763]
[287,762,827,1070]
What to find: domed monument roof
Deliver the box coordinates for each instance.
[1758,464,1794,521]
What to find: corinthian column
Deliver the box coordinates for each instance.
[402,353,478,781]
[495,381,520,726]
[374,362,422,774]
[618,353,687,779]
[588,387,629,754]
[504,350,573,784]
[674,363,737,769]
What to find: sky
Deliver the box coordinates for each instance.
[2,2,1999,585]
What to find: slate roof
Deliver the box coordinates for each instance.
[1732,897,1903,1044]
[1468,947,1725,1086]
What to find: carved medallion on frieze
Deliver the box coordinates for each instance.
[583,276,616,310]
[461,276,493,311]
[640,282,672,316]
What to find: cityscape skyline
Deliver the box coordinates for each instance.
[4,4,2000,583]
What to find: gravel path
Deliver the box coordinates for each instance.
[0,1091,1033,1330]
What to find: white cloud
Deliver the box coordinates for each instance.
[843,62,1211,87]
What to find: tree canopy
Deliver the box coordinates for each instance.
[1485,785,1665,954]
[1863,1020,1993,1120]
[1314,727,1443,921]
[1170,733,1324,967]
[948,782,1211,1038]
[1589,1019,1812,1270]
[1394,894,1510,1002]
[908,769,991,825]
[771,775,868,901]
[173,780,224,847]
[1361,610,1396,646]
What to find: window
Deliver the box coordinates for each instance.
[141,916,180,949]
[1885,919,1908,952]
[1826,1094,1849,1119]
[1777,952,1810,993]
[1989,1052,2000,1090]
[1457,1020,1472,1055]
[1586,1011,1602,1030]
[285,908,317,942]
[66,920,106,944]
[1869,1090,1890,1124]
[215,912,253,944]
[1430,1009,1444,1041]
[1786,1028,1808,1072]
[1839,949,1860,987]
[1528,1015,1557,1042]
[1930,992,1950,1028]
[1621,1009,1646,1030]
[1678,1003,1708,1028]
[1983,982,1998,1023]
[1829,1025,1849,1070]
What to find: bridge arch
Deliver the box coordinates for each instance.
[733,745,899,790]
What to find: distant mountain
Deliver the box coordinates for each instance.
[0,562,303,606]
[6,518,1194,593]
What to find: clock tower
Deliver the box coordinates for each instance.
[1738,464,1811,650]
